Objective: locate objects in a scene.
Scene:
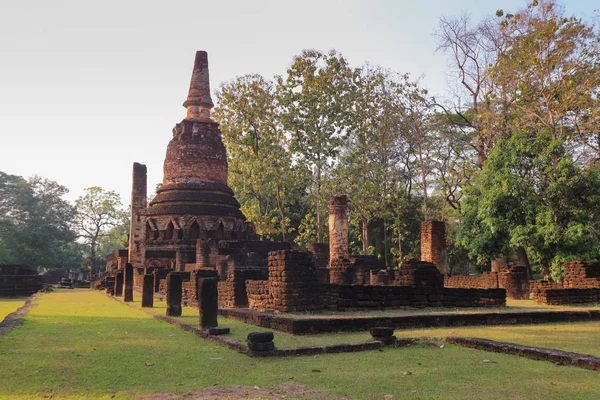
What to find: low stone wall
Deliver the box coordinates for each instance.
[445,273,498,289]
[181,270,218,302]
[268,251,324,312]
[246,251,506,312]
[564,261,600,288]
[246,280,272,310]
[325,285,505,310]
[443,264,530,300]
[533,288,600,305]
[498,264,530,299]
[218,269,268,308]
[0,265,42,297]
[530,280,562,292]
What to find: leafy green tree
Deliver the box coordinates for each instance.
[336,65,397,254]
[214,74,303,241]
[0,172,79,269]
[277,49,353,242]
[493,0,600,154]
[73,187,127,274]
[457,131,600,280]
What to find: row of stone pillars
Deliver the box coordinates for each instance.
[112,265,221,330]
[147,272,220,331]
[113,263,134,301]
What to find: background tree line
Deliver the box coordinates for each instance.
[214,0,600,280]
[0,171,127,275]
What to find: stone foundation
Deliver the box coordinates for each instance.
[246,250,506,312]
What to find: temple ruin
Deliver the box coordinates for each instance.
[97,50,516,312]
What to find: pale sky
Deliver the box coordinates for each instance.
[0,0,597,205]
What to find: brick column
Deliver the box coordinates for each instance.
[329,195,349,262]
[128,163,147,268]
[420,221,447,274]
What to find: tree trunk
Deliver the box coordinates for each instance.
[516,246,533,280]
[316,169,323,243]
[383,218,389,267]
[361,217,369,255]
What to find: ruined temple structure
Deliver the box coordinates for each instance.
[0,265,42,297]
[323,195,383,286]
[97,51,510,312]
[531,261,600,305]
[118,51,289,297]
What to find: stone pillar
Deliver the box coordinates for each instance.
[329,195,349,263]
[175,249,185,272]
[166,273,183,316]
[124,263,134,302]
[196,277,218,329]
[196,240,211,268]
[142,274,154,308]
[128,162,147,268]
[420,221,447,274]
[114,271,123,297]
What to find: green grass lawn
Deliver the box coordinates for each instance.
[127,296,373,348]
[1,290,599,399]
[394,321,600,357]
[0,297,28,321]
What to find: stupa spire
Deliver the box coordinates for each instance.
[183,51,214,121]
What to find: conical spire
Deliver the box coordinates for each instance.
[183,51,214,121]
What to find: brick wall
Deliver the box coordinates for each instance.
[307,242,329,269]
[324,285,505,310]
[245,251,505,312]
[395,259,444,288]
[564,261,600,288]
[246,280,272,310]
[267,250,324,312]
[444,265,530,300]
[217,268,268,308]
[445,273,498,289]
[498,264,530,299]
[533,288,600,305]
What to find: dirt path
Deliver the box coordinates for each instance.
[139,381,347,400]
[0,292,39,338]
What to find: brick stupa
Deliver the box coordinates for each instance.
[127,51,258,273]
